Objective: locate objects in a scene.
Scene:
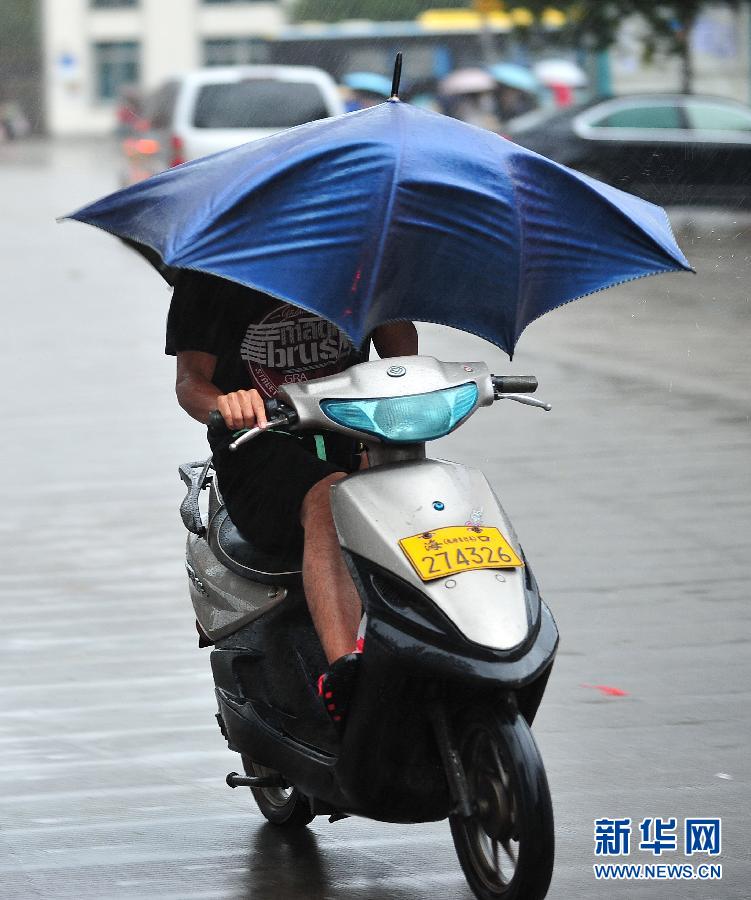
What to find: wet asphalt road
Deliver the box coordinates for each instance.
[1,139,750,899]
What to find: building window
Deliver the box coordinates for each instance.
[93,41,140,101]
[203,38,269,66]
[90,0,138,7]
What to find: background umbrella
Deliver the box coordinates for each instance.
[439,68,496,96]
[342,72,393,98]
[533,59,588,88]
[64,100,692,357]
[488,63,540,94]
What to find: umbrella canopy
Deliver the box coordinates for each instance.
[65,100,691,357]
[533,59,588,88]
[489,63,540,94]
[342,72,393,97]
[439,68,496,96]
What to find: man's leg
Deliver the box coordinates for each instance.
[300,472,361,664]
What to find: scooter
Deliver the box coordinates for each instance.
[178,355,558,900]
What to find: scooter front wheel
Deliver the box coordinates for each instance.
[449,708,554,900]
[241,756,315,828]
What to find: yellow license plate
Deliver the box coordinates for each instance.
[399,525,524,582]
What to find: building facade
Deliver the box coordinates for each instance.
[42,0,287,135]
[39,1,751,136]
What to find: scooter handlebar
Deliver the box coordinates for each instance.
[206,374,542,440]
[491,375,538,395]
[207,400,298,449]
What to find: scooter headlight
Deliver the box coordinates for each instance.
[320,382,478,443]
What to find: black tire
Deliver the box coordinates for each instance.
[241,756,315,828]
[449,708,554,900]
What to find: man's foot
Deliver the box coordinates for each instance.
[317,650,361,727]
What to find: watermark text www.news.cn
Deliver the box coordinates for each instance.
[593,817,722,881]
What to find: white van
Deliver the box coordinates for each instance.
[122,66,345,182]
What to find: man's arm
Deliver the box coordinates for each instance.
[176,350,267,430]
[371,321,418,358]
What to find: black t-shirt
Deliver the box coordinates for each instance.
[166,270,363,397]
[166,271,366,456]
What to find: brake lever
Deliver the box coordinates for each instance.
[498,393,552,412]
[229,414,291,451]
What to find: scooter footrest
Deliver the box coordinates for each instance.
[225,771,287,789]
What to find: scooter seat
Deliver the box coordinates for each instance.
[209,506,303,587]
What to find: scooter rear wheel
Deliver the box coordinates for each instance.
[449,709,554,900]
[242,756,315,828]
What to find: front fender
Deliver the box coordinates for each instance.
[331,459,536,651]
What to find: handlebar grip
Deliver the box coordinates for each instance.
[492,375,538,394]
[207,410,228,434]
[207,401,298,437]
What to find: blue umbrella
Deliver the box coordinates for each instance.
[343,72,393,97]
[488,63,540,94]
[65,100,692,356]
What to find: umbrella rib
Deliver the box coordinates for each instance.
[502,149,693,354]
[511,262,683,349]
[553,161,693,270]
[500,152,528,356]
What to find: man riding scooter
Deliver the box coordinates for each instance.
[167,268,417,723]
[67,72,692,899]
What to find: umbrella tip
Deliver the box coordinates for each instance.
[390,52,403,101]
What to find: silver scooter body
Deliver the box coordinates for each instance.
[186,470,295,641]
[331,462,529,650]
[187,356,543,653]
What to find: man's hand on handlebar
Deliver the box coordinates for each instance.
[215,389,268,432]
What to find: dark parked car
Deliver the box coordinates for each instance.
[506,94,751,206]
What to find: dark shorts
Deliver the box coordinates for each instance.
[212,430,359,556]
